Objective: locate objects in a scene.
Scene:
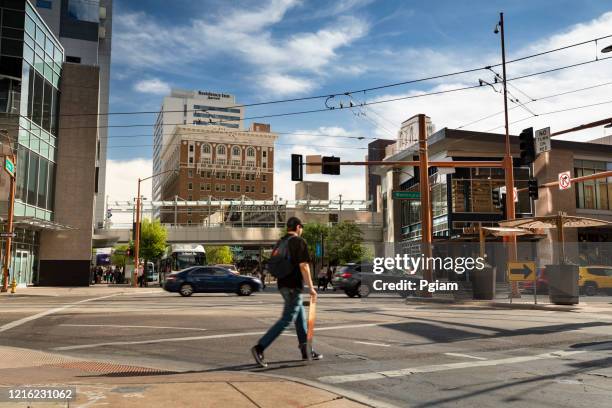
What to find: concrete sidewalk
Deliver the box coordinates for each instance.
[0,285,164,297]
[0,345,380,408]
[405,296,612,313]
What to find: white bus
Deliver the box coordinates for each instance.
[158,244,207,285]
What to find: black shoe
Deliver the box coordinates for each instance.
[251,345,268,368]
[299,344,323,360]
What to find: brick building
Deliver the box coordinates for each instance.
[158,123,277,224]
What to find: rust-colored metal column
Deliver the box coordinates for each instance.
[418,114,433,284]
[133,179,141,287]
[1,153,16,292]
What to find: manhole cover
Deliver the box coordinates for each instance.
[336,354,368,360]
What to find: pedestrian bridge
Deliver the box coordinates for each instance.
[95,224,383,247]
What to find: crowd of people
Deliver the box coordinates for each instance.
[91,265,125,284]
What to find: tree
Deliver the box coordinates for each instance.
[300,222,330,260]
[138,219,168,262]
[326,221,367,264]
[206,246,234,264]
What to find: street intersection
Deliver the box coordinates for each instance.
[1,288,611,407]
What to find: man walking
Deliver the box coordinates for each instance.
[251,217,322,367]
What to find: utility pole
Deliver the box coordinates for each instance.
[133,169,178,287]
[497,12,519,297]
[418,114,433,285]
[134,178,141,287]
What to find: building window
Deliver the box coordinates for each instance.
[206,184,211,191]
[236,185,241,192]
[215,184,220,192]
[188,195,193,201]
[188,182,193,190]
[263,162,267,169]
[189,144,194,152]
[232,146,240,156]
[236,173,241,180]
[230,185,235,192]
[202,144,211,155]
[262,175,267,181]
[221,185,226,192]
[67,0,100,23]
[247,147,255,157]
[263,151,267,158]
[262,186,266,193]
[200,171,205,178]
[188,169,193,178]
[575,159,612,210]
[36,0,53,9]
[217,145,226,156]
[200,184,205,191]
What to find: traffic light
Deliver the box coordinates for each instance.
[500,193,507,219]
[291,154,303,181]
[519,127,535,165]
[528,178,539,200]
[322,156,340,175]
[492,188,501,208]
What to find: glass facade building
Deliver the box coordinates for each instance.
[0,0,63,285]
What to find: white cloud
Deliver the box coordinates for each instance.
[356,11,612,143]
[105,159,152,225]
[114,1,369,96]
[259,74,315,96]
[133,78,171,95]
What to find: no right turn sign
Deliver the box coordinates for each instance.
[559,171,572,190]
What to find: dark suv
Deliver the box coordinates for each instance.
[331,263,419,297]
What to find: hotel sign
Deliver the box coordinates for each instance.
[198,91,231,100]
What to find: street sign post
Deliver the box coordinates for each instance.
[4,157,14,177]
[392,191,421,200]
[534,127,551,155]
[558,171,572,190]
[508,261,537,304]
[508,261,536,281]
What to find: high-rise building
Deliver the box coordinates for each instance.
[36,0,112,228]
[153,89,245,206]
[157,123,276,225]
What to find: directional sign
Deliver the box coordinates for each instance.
[4,157,14,177]
[392,191,421,200]
[508,261,536,281]
[558,171,572,190]
[534,127,551,155]
[0,232,16,238]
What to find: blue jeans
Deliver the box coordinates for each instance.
[257,287,307,350]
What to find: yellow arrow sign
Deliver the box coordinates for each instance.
[508,261,536,281]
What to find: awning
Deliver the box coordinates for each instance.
[12,216,74,231]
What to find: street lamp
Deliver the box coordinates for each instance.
[133,168,178,287]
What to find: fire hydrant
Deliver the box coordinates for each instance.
[10,278,16,294]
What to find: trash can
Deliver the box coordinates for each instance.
[472,267,495,300]
[547,264,579,305]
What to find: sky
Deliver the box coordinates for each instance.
[105,0,612,213]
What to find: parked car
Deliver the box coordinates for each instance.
[163,266,262,297]
[579,266,612,296]
[331,263,419,298]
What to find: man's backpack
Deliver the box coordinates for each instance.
[268,236,296,279]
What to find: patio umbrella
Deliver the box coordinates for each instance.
[499,212,612,263]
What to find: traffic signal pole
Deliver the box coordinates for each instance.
[133,178,141,288]
[1,153,16,293]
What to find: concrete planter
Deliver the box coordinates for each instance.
[547,264,579,305]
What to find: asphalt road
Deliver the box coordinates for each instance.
[1,289,611,407]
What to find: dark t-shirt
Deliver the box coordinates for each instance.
[277,234,310,289]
